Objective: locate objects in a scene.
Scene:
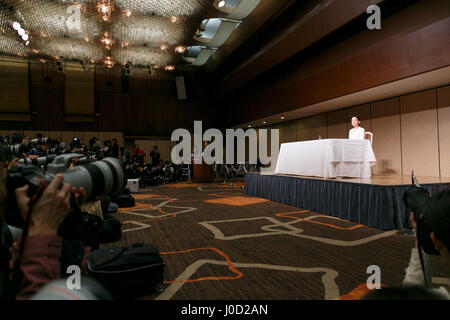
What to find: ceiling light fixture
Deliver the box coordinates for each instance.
[104,56,114,68]
[21,34,29,41]
[97,0,114,22]
[170,16,179,23]
[218,1,226,8]
[101,33,115,50]
[165,65,175,71]
[12,22,21,30]
[281,117,285,120]
[160,44,168,51]
[18,28,25,36]
[175,46,186,54]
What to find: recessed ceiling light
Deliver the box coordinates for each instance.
[248,124,252,128]
[281,117,285,120]
[218,1,226,8]
[22,34,29,41]
[18,28,25,36]
[160,44,168,51]
[12,22,21,30]
[263,121,267,124]
[175,46,186,54]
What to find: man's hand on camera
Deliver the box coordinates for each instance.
[14,174,71,236]
[71,186,86,207]
[7,158,20,170]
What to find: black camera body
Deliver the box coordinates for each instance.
[403,180,440,256]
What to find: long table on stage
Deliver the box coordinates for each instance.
[275,139,376,178]
[245,173,450,230]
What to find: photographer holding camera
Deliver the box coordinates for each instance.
[1,162,87,299]
[403,189,450,299]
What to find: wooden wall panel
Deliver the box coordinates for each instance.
[310,114,327,140]
[437,85,450,177]
[327,109,347,139]
[221,0,450,128]
[371,98,402,175]
[297,118,310,141]
[400,89,439,177]
[284,120,297,142]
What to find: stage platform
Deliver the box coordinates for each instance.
[244,173,450,230]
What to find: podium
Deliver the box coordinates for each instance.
[192,164,212,182]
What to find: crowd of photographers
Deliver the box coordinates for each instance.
[0,132,449,300]
[0,133,186,300]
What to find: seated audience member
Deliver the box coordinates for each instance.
[111,139,119,159]
[0,163,86,299]
[163,161,175,182]
[150,145,161,167]
[348,115,366,140]
[403,189,450,299]
[120,147,130,165]
[132,144,146,165]
[102,140,112,157]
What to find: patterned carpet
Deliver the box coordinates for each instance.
[105,182,450,300]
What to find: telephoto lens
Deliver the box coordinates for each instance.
[18,154,57,166]
[45,154,126,200]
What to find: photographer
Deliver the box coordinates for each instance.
[403,189,450,299]
[1,163,86,299]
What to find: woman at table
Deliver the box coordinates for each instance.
[349,115,366,140]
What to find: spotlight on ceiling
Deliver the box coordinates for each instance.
[21,34,29,41]
[124,61,132,76]
[104,56,114,69]
[56,57,65,73]
[218,1,226,8]
[147,65,155,77]
[280,116,285,120]
[18,28,25,36]
[175,46,186,54]
[12,22,21,30]
[165,65,175,71]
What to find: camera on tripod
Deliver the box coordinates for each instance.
[4,153,126,228]
[403,172,439,256]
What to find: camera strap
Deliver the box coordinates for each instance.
[12,180,48,297]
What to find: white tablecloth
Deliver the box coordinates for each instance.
[274,139,376,178]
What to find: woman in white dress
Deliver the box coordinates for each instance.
[349,115,366,140]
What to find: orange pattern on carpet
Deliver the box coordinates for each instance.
[132,194,164,199]
[276,211,366,230]
[216,183,245,189]
[339,283,385,300]
[160,247,243,284]
[204,196,269,206]
[160,183,200,188]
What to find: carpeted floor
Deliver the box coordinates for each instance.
[105,181,450,300]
